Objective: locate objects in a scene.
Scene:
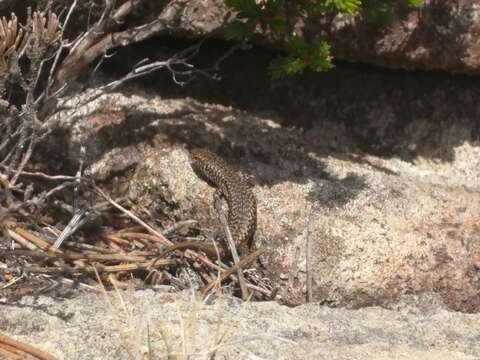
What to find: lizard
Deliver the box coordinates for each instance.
[189,148,257,256]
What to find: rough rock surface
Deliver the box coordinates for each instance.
[304,1,480,74]
[100,0,480,74]
[1,291,480,359]
[194,0,480,74]
[4,1,480,74]
[42,66,479,311]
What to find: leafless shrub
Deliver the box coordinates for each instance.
[0,1,258,301]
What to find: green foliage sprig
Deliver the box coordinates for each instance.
[224,0,422,78]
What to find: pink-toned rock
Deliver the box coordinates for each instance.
[160,0,480,74]
[7,1,480,74]
[304,1,480,73]
[46,87,480,311]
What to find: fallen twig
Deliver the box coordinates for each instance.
[5,223,61,253]
[201,248,264,296]
[25,259,175,275]
[1,249,148,262]
[157,240,225,259]
[94,185,172,247]
[0,333,58,360]
[213,192,250,300]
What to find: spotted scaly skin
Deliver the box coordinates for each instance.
[189,148,257,255]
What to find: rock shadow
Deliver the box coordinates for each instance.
[104,33,480,164]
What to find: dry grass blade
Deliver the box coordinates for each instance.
[213,193,250,300]
[94,268,138,360]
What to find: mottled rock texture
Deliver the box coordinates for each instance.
[1,291,479,359]
[304,1,480,73]
[42,64,479,310]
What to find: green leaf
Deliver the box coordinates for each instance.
[223,20,256,40]
[222,0,421,78]
[314,0,362,14]
[264,0,286,14]
[267,18,286,34]
[408,0,422,7]
[310,41,334,71]
[362,2,395,27]
[288,36,308,57]
[225,0,261,17]
[268,56,306,79]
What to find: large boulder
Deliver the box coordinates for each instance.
[305,1,480,74]
[181,0,480,74]
[4,1,480,74]
[43,64,480,310]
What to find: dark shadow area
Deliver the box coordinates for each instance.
[37,32,480,211]
[35,93,369,209]
[306,173,368,210]
[103,35,480,164]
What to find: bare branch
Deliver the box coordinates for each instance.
[52,0,184,91]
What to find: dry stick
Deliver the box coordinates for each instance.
[6,224,62,253]
[1,249,147,262]
[5,228,38,250]
[53,209,87,248]
[95,186,255,292]
[0,166,77,181]
[42,0,78,99]
[0,164,76,181]
[57,277,98,292]
[115,225,145,234]
[52,0,149,90]
[305,208,316,303]
[1,274,25,290]
[201,249,264,296]
[6,224,86,270]
[0,173,14,207]
[306,230,313,303]
[0,333,58,360]
[106,234,131,246]
[163,220,198,235]
[156,240,225,259]
[106,240,124,253]
[94,186,172,247]
[26,259,175,275]
[213,193,250,300]
[63,241,118,254]
[119,232,171,245]
[185,251,270,295]
[10,134,35,186]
